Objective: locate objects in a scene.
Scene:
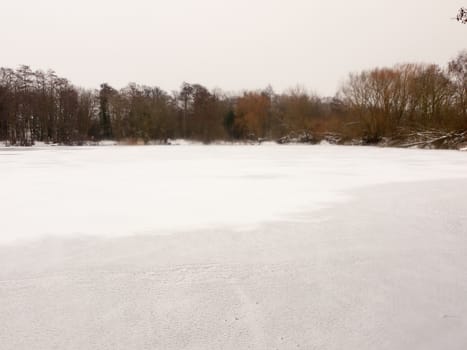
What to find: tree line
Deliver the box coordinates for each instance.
[0,51,465,147]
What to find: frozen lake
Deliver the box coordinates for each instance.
[1,144,467,243]
[1,145,467,349]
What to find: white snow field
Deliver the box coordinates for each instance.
[1,145,467,349]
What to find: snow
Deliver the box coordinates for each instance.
[167,138,202,145]
[1,145,467,349]
[1,145,467,244]
[319,139,332,145]
[97,140,119,146]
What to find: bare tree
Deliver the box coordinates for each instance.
[448,51,467,125]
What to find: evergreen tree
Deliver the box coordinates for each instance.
[99,83,115,139]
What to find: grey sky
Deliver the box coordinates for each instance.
[1,0,465,96]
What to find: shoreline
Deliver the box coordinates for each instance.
[1,135,467,151]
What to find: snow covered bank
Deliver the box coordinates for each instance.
[1,145,467,244]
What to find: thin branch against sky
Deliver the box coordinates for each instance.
[457,7,467,23]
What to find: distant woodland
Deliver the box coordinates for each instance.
[0,51,466,148]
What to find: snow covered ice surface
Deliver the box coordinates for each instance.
[1,145,467,349]
[2,144,467,244]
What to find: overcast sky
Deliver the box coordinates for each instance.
[1,1,465,95]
